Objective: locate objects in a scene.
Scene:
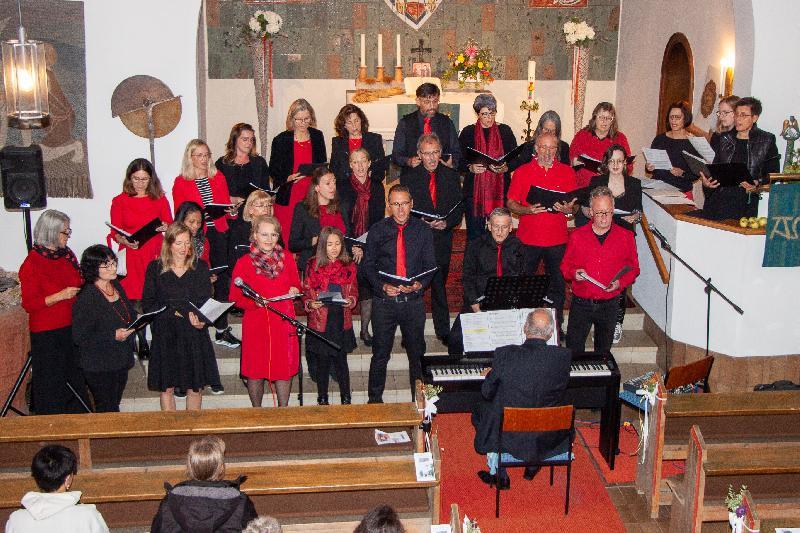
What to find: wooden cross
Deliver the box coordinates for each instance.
[411,39,432,63]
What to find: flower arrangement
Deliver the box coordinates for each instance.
[563,18,595,48]
[442,39,495,87]
[423,383,443,401]
[725,484,747,513]
[247,10,283,40]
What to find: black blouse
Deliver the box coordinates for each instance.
[649,133,701,192]
[458,123,518,201]
[576,173,643,232]
[72,281,136,373]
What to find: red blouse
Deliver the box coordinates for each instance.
[318,205,347,234]
[292,140,313,174]
[348,137,363,153]
[19,251,83,332]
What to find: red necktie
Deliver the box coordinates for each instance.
[496,244,503,277]
[428,171,437,208]
[396,224,407,277]
[423,117,432,134]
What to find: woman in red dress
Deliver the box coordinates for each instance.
[569,102,633,188]
[108,158,172,358]
[229,215,301,407]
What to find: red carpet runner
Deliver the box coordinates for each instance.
[433,413,625,532]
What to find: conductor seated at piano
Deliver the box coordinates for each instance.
[561,186,640,355]
[447,207,525,355]
[471,308,572,489]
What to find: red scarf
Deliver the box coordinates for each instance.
[472,121,505,217]
[319,205,346,234]
[306,257,354,292]
[249,242,285,279]
[349,173,372,236]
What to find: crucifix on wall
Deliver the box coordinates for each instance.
[411,38,432,77]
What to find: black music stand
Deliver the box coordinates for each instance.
[481,274,550,311]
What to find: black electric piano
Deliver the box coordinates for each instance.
[422,350,621,469]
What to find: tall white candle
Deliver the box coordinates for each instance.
[360,34,366,68]
[396,34,401,68]
[528,60,536,83]
[378,34,383,68]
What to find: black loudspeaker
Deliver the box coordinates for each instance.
[1,145,47,209]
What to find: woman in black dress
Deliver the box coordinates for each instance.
[577,144,642,344]
[72,245,136,412]
[458,93,517,241]
[142,222,219,411]
[330,104,387,183]
[337,147,385,345]
[214,122,272,217]
[646,100,701,193]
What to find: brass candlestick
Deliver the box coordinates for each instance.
[520,99,540,142]
[376,66,386,81]
[394,66,404,83]
[358,66,367,82]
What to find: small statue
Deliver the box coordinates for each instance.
[780,116,800,172]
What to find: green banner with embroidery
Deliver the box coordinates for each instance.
[763,182,800,267]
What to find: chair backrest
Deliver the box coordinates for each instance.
[665,356,714,392]
[502,405,575,433]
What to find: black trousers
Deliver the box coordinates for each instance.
[311,348,351,399]
[30,327,89,415]
[429,261,451,339]
[523,244,567,327]
[566,295,620,355]
[84,368,129,412]
[368,296,426,402]
[617,287,628,324]
[206,226,230,330]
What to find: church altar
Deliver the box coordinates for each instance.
[345,90,506,141]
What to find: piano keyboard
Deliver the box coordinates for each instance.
[430,361,612,382]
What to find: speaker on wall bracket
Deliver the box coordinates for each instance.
[1,145,47,209]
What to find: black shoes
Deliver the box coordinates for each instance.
[477,470,510,490]
[360,331,373,347]
[215,327,241,348]
[523,466,541,480]
[137,342,150,361]
[437,334,450,347]
[341,394,351,405]
[317,395,329,406]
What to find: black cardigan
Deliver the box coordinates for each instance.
[288,200,353,273]
[71,281,136,373]
[330,131,387,182]
[269,127,327,188]
[458,123,518,204]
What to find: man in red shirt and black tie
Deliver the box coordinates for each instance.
[362,185,437,403]
[506,132,578,335]
[561,186,640,354]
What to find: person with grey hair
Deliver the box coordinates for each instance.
[508,110,571,174]
[392,82,461,176]
[471,308,572,489]
[458,94,518,241]
[19,209,89,415]
[244,516,283,533]
[561,186,640,354]
[400,133,464,345]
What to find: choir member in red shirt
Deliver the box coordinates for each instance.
[108,158,172,359]
[569,102,633,188]
[507,132,578,333]
[230,215,301,407]
[561,186,640,354]
[19,210,88,414]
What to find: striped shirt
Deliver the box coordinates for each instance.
[195,177,215,228]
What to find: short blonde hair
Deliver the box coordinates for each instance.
[250,215,282,243]
[285,99,317,130]
[243,190,273,223]
[159,222,196,272]
[187,435,226,481]
[180,139,216,180]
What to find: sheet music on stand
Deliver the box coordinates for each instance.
[481,275,550,311]
[460,308,558,352]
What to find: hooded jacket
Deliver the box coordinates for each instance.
[5,491,109,533]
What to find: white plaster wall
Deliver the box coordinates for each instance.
[204,78,616,162]
[616,0,737,176]
[0,0,202,271]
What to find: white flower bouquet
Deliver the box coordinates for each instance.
[248,10,283,39]
[563,19,595,48]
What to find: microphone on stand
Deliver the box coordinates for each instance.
[234,277,266,304]
[649,224,669,247]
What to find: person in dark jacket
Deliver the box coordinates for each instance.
[214,122,272,218]
[72,245,136,412]
[471,309,572,489]
[508,110,571,173]
[151,436,257,533]
[700,96,780,220]
[329,104,387,183]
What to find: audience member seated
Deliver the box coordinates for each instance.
[19,209,88,415]
[5,445,109,533]
[330,103,387,182]
[244,515,283,533]
[72,245,136,413]
[458,93,517,241]
[353,504,406,533]
[151,436,257,532]
[700,96,780,220]
[569,102,632,188]
[448,207,525,355]
[270,99,327,241]
[645,100,701,193]
[472,309,571,489]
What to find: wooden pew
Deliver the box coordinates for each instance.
[743,489,800,533]
[0,438,442,529]
[0,403,423,474]
[667,425,800,532]
[635,376,800,518]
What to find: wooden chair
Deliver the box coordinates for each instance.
[495,405,575,517]
[664,355,714,392]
